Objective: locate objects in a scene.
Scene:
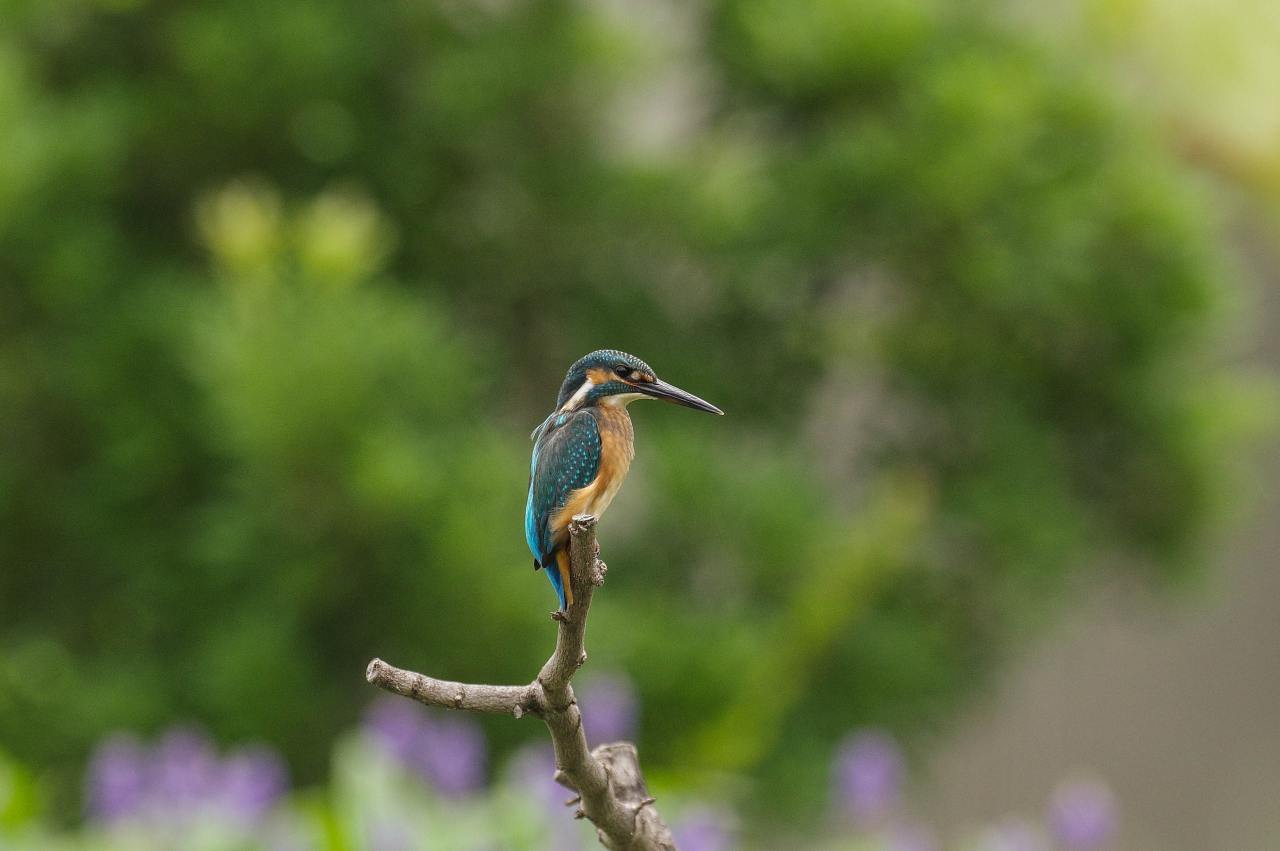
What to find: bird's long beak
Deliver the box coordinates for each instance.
[638,378,724,415]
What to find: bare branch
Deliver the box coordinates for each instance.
[365,659,539,717]
[365,515,677,851]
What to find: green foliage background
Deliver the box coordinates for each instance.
[0,0,1251,824]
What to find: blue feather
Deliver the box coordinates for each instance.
[524,409,602,609]
[543,557,568,611]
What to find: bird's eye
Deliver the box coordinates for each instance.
[614,365,631,378]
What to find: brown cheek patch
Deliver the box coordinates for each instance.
[586,367,614,384]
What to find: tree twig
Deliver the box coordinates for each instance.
[366,514,677,851]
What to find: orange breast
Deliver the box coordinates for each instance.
[552,408,634,536]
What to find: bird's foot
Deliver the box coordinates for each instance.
[551,610,570,623]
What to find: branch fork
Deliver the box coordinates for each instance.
[366,515,676,850]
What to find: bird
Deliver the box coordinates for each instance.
[525,349,723,612]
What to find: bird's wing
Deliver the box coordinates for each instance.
[525,409,601,565]
[530,414,551,442]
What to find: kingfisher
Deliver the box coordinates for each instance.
[525,349,723,611]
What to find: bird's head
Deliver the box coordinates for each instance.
[554,349,723,415]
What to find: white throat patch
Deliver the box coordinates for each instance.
[600,392,645,407]
[560,379,595,412]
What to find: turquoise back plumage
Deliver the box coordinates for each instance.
[525,409,602,609]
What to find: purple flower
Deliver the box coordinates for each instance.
[579,674,639,746]
[364,697,425,756]
[674,806,736,851]
[364,697,487,796]
[151,727,221,813]
[220,745,289,822]
[84,725,290,828]
[85,733,148,822]
[411,712,487,797]
[1047,777,1118,850]
[978,817,1048,851]
[833,729,905,825]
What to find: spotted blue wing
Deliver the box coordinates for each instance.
[524,410,601,603]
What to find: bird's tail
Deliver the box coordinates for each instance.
[543,550,573,611]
